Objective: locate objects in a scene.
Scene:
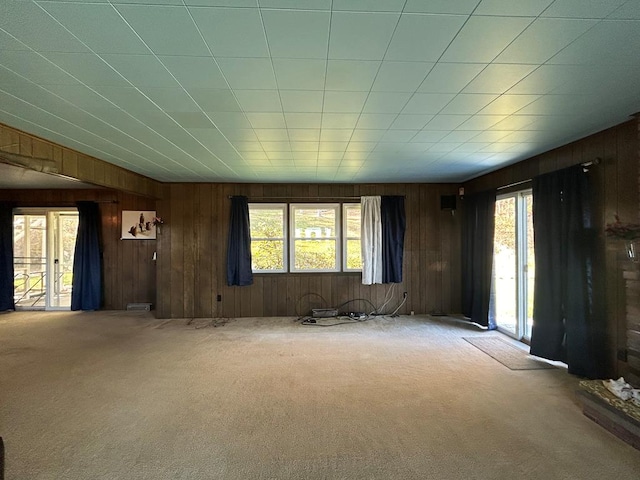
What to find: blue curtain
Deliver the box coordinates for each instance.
[0,202,15,312]
[71,201,103,311]
[461,191,496,329]
[381,196,405,283]
[531,165,605,378]
[226,196,253,286]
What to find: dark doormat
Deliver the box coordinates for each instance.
[463,336,556,370]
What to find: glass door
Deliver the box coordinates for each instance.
[492,191,534,341]
[13,208,78,310]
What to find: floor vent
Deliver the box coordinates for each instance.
[126,303,152,311]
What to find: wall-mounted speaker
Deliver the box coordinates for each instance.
[440,195,456,210]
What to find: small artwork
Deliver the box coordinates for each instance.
[122,210,158,240]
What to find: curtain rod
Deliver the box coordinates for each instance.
[228,195,406,200]
[496,158,601,191]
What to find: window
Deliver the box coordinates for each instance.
[249,204,286,273]
[343,203,362,271]
[248,202,361,273]
[290,204,340,272]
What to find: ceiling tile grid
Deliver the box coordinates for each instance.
[0,0,639,184]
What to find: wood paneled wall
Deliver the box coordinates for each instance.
[0,122,162,198]
[0,188,156,310]
[464,118,640,379]
[155,183,461,319]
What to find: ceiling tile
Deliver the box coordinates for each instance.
[262,10,330,59]
[418,63,485,93]
[245,112,286,128]
[285,112,322,128]
[0,51,80,86]
[478,94,540,115]
[403,0,481,14]
[411,130,448,142]
[506,65,582,94]
[424,115,469,130]
[253,128,289,141]
[40,2,149,54]
[320,129,353,141]
[167,111,213,128]
[608,2,640,19]
[101,55,179,87]
[463,64,537,94]
[259,0,331,9]
[206,111,252,130]
[43,52,129,87]
[355,114,397,129]
[495,18,598,64]
[441,16,533,63]
[189,7,269,58]
[323,91,368,113]
[141,87,201,112]
[280,90,324,112]
[0,1,89,53]
[475,0,553,16]
[322,113,360,129]
[216,58,277,89]
[273,59,326,90]
[188,88,242,112]
[117,5,208,56]
[389,114,434,130]
[288,129,320,141]
[350,129,386,142]
[333,0,406,12]
[362,92,411,113]
[234,90,282,112]
[329,12,399,60]
[44,84,111,110]
[371,61,432,92]
[457,115,506,130]
[401,93,456,114]
[325,60,380,91]
[385,14,466,62]
[379,130,418,142]
[541,0,626,18]
[547,20,640,65]
[290,142,319,152]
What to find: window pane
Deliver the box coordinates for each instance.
[251,240,284,271]
[294,208,336,238]
[294,239,336,270]
[346,239,362,270]
[250,208,284,238]
[345,205,361,237]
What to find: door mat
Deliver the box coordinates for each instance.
[463,336,556,370]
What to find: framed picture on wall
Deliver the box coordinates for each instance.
[121,210,157,240]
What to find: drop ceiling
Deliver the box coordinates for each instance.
[1,0,639,184]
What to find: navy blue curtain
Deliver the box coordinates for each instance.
[0,202,15,312]
[531,165,605,378]
[71,201,103,311]
[226,196,253,287]
[381,196,406,283]
[461,191,496,329]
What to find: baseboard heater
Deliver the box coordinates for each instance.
[312,308,338,318]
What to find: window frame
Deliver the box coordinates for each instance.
[289,203,341,273]
[248,203,288,274]
[342,203,362,272]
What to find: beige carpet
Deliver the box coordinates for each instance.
[0,311,639,479]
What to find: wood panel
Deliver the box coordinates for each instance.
[464,118,640,379]
[155,183,462,320]
[0,122,162,198]
[0,188,156,310]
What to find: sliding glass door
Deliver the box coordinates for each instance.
[13,209,78,310]
[492,191,534,341]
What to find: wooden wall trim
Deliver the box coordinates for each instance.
[0,122,163,199]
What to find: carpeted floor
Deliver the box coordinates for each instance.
[0,311,639,479]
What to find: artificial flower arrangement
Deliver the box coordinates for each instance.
[152,216,163,227]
